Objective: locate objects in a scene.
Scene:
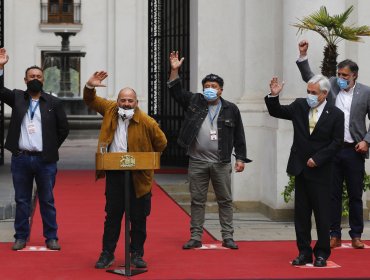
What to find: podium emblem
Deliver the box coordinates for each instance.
[120,155,136,168]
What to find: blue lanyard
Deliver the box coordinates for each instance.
[208,101,221,127]
[29,99,40,120]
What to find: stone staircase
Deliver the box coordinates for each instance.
[159,182,221,214]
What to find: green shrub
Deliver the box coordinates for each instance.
[282,174,370,217]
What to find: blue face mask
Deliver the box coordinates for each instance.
[203,88,218,101]
[337,77,349,90]
[306,94,319,108]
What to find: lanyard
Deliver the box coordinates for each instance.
[29,99,40,121]
[208,101,221,128]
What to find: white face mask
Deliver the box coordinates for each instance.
[118,107,134,120]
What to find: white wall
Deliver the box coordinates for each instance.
[3,0,370,210]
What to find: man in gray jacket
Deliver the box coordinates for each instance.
[296,40,370,249]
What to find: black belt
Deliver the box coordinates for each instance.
[15,150,42,156]
[343,142,356,148]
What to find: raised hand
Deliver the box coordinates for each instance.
[269,76,284,96]
[298,40,309,57]
[169,51,184,70]
[0,48,9,68]
[86,71,108,88]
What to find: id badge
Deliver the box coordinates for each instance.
[210,129,217,141]
[27,123,36,134]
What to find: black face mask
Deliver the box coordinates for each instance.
[27,79,43,93]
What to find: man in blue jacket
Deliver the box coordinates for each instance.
[168,51,251,250]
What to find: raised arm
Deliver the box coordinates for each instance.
[83,71,114,115]
[296,40,315,83]
[169,51,184,81]
[0,48,9,69]
[264,77,294,121]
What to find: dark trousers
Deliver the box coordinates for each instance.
[11,154,58,241]
[103,171,151,256]
[294,169,331,259]
[330,147,364,238]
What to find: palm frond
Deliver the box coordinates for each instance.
[332,6,354,26]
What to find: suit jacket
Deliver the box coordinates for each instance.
[265,95,344,176]
[297,59,370,158]
[0,87,69,163]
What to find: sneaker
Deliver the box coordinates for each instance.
[95,251,115,269]
[131,252,147,268]
[12,239,26,251]
[46,239,61,250]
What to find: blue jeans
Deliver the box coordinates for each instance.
[11,153,58,241]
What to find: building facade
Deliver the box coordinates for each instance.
[2,0,370,219]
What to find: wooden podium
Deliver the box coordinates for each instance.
[96,152,161,277]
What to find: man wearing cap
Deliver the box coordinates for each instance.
[167,51,251,250]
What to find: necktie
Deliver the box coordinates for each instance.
[309,108,318,134]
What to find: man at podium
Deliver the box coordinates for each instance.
[83,71,167,269]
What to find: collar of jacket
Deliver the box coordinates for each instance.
[23,90,47,101]
[201,95,229,109]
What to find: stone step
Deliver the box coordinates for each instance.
[177,201,220,214]
[160,181,221,213]
[166,191,216,203]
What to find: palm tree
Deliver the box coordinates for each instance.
[293,5,370,77]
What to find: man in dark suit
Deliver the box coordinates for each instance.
[297,40,370,249]
[0,48,69,251]
[265,75,344,267]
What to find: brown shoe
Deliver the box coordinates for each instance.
[330,237,342,249]
[352,237,365,249]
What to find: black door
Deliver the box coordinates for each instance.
[148,0,190,167]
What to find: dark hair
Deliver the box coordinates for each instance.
[201,73,224,88]
[337,59,359,74]
[25,65,43,78]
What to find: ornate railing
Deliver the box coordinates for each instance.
[148,0,190,166]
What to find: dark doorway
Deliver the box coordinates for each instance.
[0,0,4,165]
[148,0,190,167]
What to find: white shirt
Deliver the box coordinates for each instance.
[335,85,355,143]
[109,117,130,152]
[18,99,43,151]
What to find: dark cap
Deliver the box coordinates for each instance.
[202,73,224,88]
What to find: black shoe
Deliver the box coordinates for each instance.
[95,251,115,269]
[314,256,327,267]
[291,254,313,266]
[46,239,61,250]
[131,252,147,268]
[12,239,26,251]
[222,238,239,249]
[182,239,202,249]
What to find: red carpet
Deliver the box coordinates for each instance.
[0,170,370,279]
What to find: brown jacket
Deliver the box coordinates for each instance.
[83,87,167,197]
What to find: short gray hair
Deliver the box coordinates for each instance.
[308,74,331,93]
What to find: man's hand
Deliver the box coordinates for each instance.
[307,158,317,168]
[298,40,309,57]
[269,77,284,96]
[234,160,245,173]
[86,71,108,88]
[355,141,369,154]
[0,48,9,68]
[169,51,184,70]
